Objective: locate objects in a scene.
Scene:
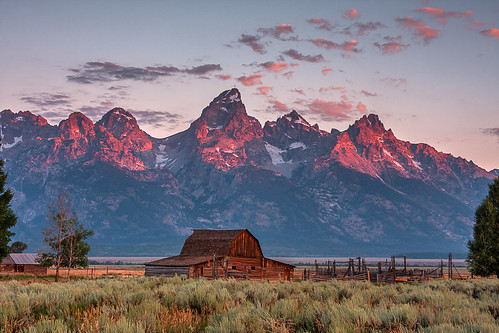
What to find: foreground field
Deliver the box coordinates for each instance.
[1,277,498,332]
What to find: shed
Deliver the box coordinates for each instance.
[0,253,48,275]
[145,229,294,281]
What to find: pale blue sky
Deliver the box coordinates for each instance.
[1,0,498,170]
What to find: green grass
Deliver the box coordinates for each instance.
[0,277,497,332]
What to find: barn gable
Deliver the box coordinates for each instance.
[179,229,263,258]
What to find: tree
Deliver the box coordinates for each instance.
[10,241,28,253]
[0,153,17,263]
[467,177,499,277]
[37,191,93,282]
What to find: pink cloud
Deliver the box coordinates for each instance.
[276,24,294,35]
[374,36,410,55]
[319,85,346,93]
[361,90,377,97]
[344,9,360,20]
[282,49,325,63]
[237,73,264,86]
[307,18,334,31]
[293,88,305,95]
[268,98,288,112]
[215,74,232,80]
[290,63,299,67]
[396,16,440,43]
[305,99,357,120]
[259,62,288,73]
[309,38,359,52]
[356,102,367,113]
[414,7,473,25]
[258,24,296,40]
[257,86,273,96]
[480,28,499,40]
[322,68,333,75]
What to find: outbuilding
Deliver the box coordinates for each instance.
[145,229,294,281]
[0,253,48,275]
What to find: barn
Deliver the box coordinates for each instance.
[145,229,294,281]
[0,253,48,275]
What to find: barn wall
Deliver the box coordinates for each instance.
[191,257,294,281]
[145,265,189,277]
[23,265,47,275]
[0,264,47,275]
[229,231,263,258]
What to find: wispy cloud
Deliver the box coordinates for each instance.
[381,77,407,88]
[266,97,288,112]
[344,9,360,20]
[257,86,273,96]
[322,68,333,75]
[414,7,473,25]
[258,24,296,40]
[237,73,264,86]
[129,109,183,127]
[482,128,499,140]
[215,74,232,80]
[480,28,499,40]
[309,38,359,52]
[282,49,325,63]
[345,22,386,36]
[374,36,410,55]
[259,62,289,73]
[67,62,222,84]
[307,18,334,31]
[21,93,71,107]
[396,17,440,44]
[300,98,364,121]
[238,34,267,54]
[361,90,377,97]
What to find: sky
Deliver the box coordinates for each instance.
[1,0,498,170]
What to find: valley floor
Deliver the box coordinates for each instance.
[1,275,498,332]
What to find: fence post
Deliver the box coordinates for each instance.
[212,255,215,279]
[333,260,336,276]
[448,253,453,280]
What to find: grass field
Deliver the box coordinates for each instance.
[1,276,498,332]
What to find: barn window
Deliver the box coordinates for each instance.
[232,265,236,270]
[251,266,256,270]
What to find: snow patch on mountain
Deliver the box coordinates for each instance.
[1,136,23,150]
[289,142,306,150]
[265,143,287,165]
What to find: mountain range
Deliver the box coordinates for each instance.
[1,88,496,256]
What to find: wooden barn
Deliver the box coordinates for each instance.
[0,253,47,275]
[145,229,294,281]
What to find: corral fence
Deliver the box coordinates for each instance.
[302,253,467,283]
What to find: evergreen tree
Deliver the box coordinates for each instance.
[0,155,17,262]
[467,177,499,277]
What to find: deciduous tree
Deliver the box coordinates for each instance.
[37,191,93,281]
[9,241,28,253]
[467,177,499,277]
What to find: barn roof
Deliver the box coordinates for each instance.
[179,229,256,257]
[145,229,266,267]
[1,253,40,265]
[146,255,213,267]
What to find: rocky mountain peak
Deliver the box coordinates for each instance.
[96,108,140,140]
[58,112,95,140]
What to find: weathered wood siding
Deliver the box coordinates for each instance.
[145,265,189,277]
[189,257,293,281]
[228,230,263,258]
[0,264,47,275]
